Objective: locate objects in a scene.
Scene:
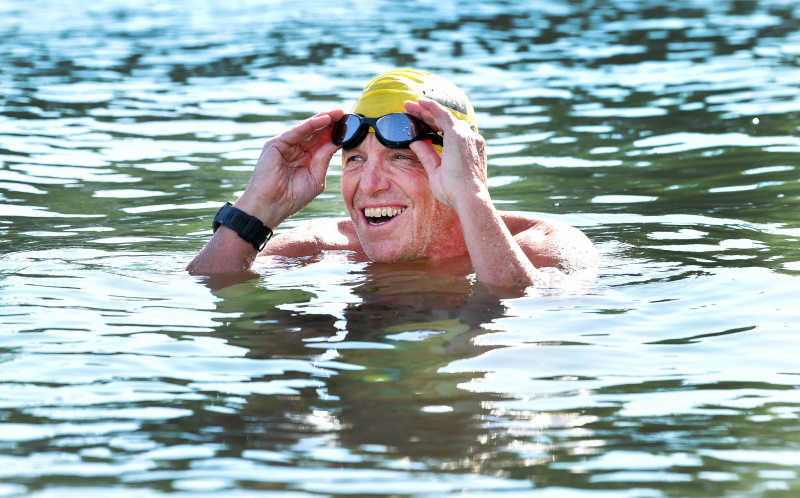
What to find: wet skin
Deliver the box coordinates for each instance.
[340,134,468,262]
[186,103,599,287]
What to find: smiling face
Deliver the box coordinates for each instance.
[340,134,466,262]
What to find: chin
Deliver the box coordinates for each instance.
[360,239,418,263]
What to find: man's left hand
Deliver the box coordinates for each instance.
[404,98,489,211]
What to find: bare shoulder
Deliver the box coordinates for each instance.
[500,211,600,273]
[261,217,362,258]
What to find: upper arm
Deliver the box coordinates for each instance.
[504,214,600,273]
[260,218,358,258]
[261,224,321,258]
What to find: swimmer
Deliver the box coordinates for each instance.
[186,69,599,288]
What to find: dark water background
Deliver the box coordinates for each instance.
[1,0,800,496]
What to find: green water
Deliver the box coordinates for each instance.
[1,0,800,496]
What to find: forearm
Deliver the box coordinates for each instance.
[186,225,259,274]
[186,195,290,275]
[186,109,342,275]
[455,191,550,288]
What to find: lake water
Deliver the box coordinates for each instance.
[1,0,800,496]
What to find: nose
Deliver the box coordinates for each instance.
[359,157,392,195]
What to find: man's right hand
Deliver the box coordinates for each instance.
[233,109,345,230]
[186,110,345,275]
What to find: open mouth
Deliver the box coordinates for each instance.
[363,206,406,226]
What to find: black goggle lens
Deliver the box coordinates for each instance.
[331,114,364,146]
[332,113,442,150]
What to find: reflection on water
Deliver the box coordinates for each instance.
[2,0,800,496]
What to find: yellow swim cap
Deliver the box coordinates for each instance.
[352,69,478,132]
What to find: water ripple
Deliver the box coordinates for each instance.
[2,0,800,496]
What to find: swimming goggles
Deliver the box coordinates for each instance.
[332,113,443,150]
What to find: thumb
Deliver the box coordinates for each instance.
[409,141,442,176]
[309,143,338,185]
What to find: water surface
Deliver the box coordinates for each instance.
[1,0,800,496]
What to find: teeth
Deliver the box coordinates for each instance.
[364,207,405,218]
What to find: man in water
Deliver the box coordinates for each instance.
[186,69,599,288]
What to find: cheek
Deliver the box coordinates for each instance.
[405,175,437,206]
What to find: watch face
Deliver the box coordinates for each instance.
[213,203,271,251]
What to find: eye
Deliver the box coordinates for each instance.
[342,154,365,171]
[390,152,423,170]
[392,151,421,162]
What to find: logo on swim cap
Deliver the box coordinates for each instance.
[352,69,478,132]
[421,87,469,116]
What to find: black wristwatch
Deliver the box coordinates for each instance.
[212,202,273,252]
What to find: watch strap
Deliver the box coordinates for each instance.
[212,202,273,252]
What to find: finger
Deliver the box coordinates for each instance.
[302,121,345,159]
[409,140,441,177]
[279,109,345,147]
[405,98,458,134]
[300,109,348,153]
[403,100,442,135]
[307,141,340,184]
